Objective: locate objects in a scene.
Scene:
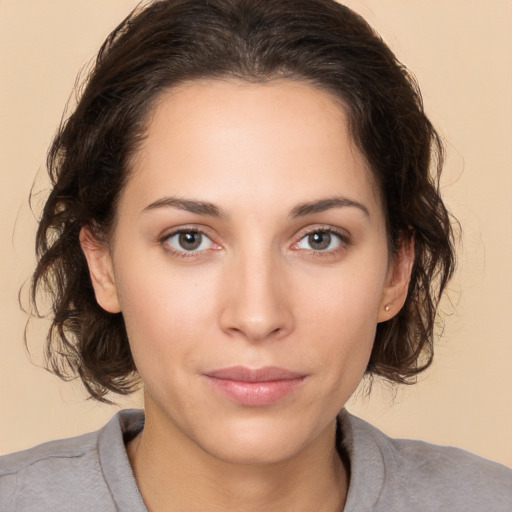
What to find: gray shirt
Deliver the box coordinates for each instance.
[1,409,511,511]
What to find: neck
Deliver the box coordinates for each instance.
[127,404,348,512]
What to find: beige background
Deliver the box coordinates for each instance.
[1,1,511,467]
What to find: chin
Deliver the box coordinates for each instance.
[193,412,328,466]
[202,434,305,466]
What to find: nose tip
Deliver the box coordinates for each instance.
[218,258,294,342]
[226,313,287,342]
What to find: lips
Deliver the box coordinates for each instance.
[203,366,307,406]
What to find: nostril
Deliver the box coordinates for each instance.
[220,310,293,342]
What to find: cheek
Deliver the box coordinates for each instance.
[294,257,387,379]
[297,256,386,335]
[114,257,220,369]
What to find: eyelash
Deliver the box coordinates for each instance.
[159,226,351,259]
[160,227,217,259]
[293,227,350,257]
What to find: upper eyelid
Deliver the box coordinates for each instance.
[158,225,351,248]
[160,225,212,241]
[161,229,218,257]
[160,228,215,252]
[295,225,350,241]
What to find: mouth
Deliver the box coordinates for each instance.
[203,366,307,406]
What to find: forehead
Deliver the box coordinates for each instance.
[124,78,382,216]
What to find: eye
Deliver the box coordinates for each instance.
[295,230,345,252]
[163,230,214,253]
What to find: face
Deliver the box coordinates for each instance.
[83,79,410,465]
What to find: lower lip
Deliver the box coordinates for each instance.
[205,376,305,406]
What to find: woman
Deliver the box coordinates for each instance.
[1,0,510,510]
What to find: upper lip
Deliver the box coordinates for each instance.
[205,366,306,382]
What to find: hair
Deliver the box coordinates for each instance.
[30,0,455,402]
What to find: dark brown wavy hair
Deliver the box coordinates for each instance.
[30,0,455,402]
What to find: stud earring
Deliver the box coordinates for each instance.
[384,304,391,312]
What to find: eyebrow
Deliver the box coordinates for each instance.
[142,197,226,217]
[142,195,369,219]
[290,196,370,218]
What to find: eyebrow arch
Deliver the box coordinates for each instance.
[290,196,370,218]
[142,196,226,218]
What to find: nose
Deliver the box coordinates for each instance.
[218,249,294,342]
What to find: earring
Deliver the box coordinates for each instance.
[384,304,391,312]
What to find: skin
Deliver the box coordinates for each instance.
[81,79,413,512]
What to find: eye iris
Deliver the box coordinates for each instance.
[178,232,202,250]
[308,232,331,250]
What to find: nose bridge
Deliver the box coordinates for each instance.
[220,241,293,341]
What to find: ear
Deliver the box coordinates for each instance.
[79,226,121,314]
[377,235,415,323]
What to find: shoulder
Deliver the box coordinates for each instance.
[340,410,512,512]
[0,410,144,512]
[1,429,98,474]
[0,430,110,511]
[385,431,512,507]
